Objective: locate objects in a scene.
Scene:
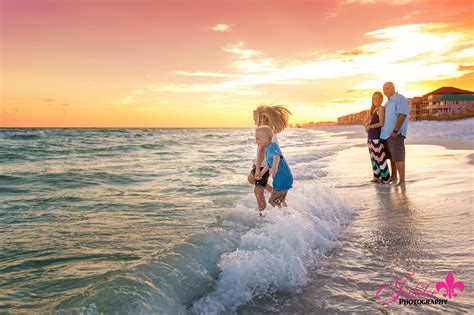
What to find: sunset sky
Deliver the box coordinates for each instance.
[1,0,473,127]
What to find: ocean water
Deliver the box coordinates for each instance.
[1,120,472,314]
[0,127,352,313]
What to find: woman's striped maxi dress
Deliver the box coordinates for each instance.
[367,109,390,183]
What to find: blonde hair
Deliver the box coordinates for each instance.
[256,125,274,140]
[370,91,384,115]
[253,105,292,133]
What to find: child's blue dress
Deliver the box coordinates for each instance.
[265,142,293,190]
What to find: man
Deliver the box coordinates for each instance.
[380,82,409,185]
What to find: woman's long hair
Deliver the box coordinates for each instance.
[370,91,384,115]
[254,105,292,133]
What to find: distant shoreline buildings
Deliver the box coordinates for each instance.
[409,87,474,121]
[292,86,474,128]
[289,121,337,128]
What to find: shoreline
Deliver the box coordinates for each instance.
[353,138,474,154]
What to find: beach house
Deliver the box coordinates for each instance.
[426,94,474,118]
[410,87,474,120]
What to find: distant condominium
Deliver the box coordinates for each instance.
[289,121,337,128]
[409,86,474,121]
[336,110,370,126]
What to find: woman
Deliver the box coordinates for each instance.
[365,91,391,184]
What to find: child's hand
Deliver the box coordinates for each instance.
[255,170,262,180]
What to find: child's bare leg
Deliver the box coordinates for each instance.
[281,191,288,207]
[254,186,266,211]
[248,173,256,185]
[265,183,272,193]
[268,190,280,208]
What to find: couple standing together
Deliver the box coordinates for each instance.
[365,82,409,185]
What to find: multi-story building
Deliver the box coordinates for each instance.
[427,94,474,118]
[408,96,423,121]
[337,110,370,125]
[420,87,474,119]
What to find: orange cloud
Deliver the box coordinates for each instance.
[211,24,230,32]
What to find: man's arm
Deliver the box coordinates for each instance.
[394,114,406,130]
[390,114,406,138]
[391,96,408,138]
[270,155,280,177]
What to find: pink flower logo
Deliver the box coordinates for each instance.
[436,272,464,299]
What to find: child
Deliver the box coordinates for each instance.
[248,105,291,211]
[255,125,293,211]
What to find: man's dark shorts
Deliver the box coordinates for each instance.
[383,134,405,162]
[251,166,269,187]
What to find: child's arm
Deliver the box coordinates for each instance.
[254,145,266,179]
[260,164,269,176]
[269,155,280,177]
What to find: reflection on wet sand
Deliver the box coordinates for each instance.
[366,185,433,270]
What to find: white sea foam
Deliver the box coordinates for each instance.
[0,129,47,138]
[305,117,474,143]
[191,183,352,314]
[409,117,474,141]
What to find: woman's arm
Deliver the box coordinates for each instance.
[368,107,385,129]
[378,106,385,126]
[364,114,372,132]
